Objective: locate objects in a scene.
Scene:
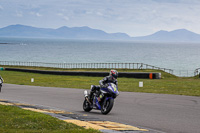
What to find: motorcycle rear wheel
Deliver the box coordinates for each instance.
[101,98,114,115]
[83,99,92,112]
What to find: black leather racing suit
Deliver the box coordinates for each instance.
[99,76,118,88]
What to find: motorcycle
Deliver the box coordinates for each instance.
[83,83,119,115]
[0,76,3,92]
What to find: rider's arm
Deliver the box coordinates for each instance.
[99,77,108,87]
[115,80,118,87]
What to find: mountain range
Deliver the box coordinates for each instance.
[1,24,200,42]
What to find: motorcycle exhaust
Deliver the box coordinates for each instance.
[84,90,88,97]
[84,90,91,105]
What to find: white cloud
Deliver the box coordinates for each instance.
[16,11,23,17]
[57,13,69,21]
[57,13,63,16]
[36,13,42,17]
[0,5,3,10]
[63,16,69,21]
[96,12,103,16]
[30,12,42,17]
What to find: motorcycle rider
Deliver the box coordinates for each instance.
[89,69,118,101]
[0,75,3,92]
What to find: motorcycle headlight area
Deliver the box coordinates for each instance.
[108,85,119,95]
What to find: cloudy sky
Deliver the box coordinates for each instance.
[0,0,200,36]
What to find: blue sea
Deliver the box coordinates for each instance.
[0,37,200,76]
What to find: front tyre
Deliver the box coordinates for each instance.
[83,99,92,112]
[101,98,114,115]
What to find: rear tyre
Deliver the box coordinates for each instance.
[101,98,114,115]
[83,99,92,112]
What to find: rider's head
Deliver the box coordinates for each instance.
[110,70,118,79]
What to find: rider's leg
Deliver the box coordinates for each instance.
[89,85,101,100]
[96,86,101,96]
[89,85,96,100]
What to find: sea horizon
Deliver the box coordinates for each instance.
[1,37,200,76]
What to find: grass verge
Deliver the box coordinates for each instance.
[0,104,99,133]
[0,66,200,96]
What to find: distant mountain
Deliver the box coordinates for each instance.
[0,24,130,40]
[132,29,200,42]
[1,24,200,42]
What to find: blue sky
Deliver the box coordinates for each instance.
[0,0,200,36]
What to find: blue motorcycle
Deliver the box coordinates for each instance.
[83,83,119,115]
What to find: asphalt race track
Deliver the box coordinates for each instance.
[1,84,200,133]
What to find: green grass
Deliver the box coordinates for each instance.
[0,66,200,96]
[120,77,200,96]
[0,104,99,133]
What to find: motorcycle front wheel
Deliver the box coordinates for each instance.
[83,99,92,112]
[101,98,114,115]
